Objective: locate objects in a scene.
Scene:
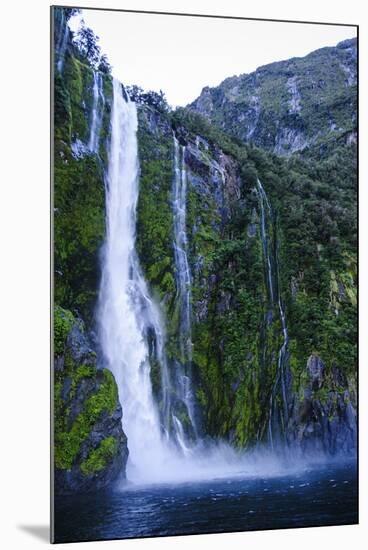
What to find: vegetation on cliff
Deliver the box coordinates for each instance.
[53,6,357,476]
[53,306,128,493]
[189,38,357,156]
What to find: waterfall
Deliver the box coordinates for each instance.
[257,178,289,448]
[98,79,174,481]
[92,77,299,485]
[257,179,274,303]
[56,13,69,73]
[88,71,105,154]
[97,79,275,485]
[172,137,198,440]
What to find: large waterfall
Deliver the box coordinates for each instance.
[98,79,173,482]
[97,79,261,484]
[257,178,289,448]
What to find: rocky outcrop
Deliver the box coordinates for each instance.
[190,38,357,156]
[54,307,128,494]
[287,354,357,456]
[307,354,325,390]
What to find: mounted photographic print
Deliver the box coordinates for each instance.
[51,5,358,543]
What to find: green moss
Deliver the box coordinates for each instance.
[54,368,118,470]
[80,436,119,475]
[54,306,76,356]
[54,150,105,323]
[54,48,112,326]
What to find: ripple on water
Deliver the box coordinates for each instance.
[54,463,358,543]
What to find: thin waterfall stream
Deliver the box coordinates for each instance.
[88,71,105,154]
[56,14,69,73]
[172,136,198,442]
[257,178,289,449]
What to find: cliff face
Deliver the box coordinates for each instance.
[136,105,357,453]
[189,39,357,156]
[53,6,357,478]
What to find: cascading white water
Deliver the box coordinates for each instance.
[88,71,105,154]
[257,178,289,448]
[98,79,174,481]
[172,137,198,440]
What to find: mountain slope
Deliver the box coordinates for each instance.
[189,38,357,156]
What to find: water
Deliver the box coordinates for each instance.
[257,178,274,304]
[98,81,204,483]
[54,461,357,542]
[173,138,192,349]
[56,12,69,73]
[98,79,169,482]
[257,178,290,447]
[172,137,198,440]
[88,71,105,154]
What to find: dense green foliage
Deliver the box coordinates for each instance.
[136,107,176,303]
[54,363,118,470]
[54,305,77,356]
[54,25,112,323]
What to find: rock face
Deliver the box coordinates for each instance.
[307,354,325,390]
[287,354,357,456]
[190,38,357,155]
[135,102,357,455]
[54,307,128,494]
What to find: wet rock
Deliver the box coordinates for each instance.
[307,354,325,390]
[66,322,95,365]
[54,314,128,495]
[287,354,357,457]
[332,365,347,388]
[247,223,257,237]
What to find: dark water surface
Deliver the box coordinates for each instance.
[54,462,357,543]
